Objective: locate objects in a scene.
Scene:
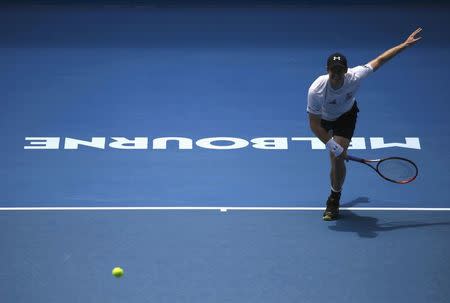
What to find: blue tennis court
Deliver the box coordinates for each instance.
[1,1,450,302]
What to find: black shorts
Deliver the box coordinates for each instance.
[320,102,359,140]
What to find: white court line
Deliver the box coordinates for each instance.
[0,207,450,211]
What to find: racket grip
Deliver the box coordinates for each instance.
[345,155,365,163]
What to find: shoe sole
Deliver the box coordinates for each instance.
[323,213,338,221]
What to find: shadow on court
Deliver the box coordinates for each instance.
[329,197,450,238]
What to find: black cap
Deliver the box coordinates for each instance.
[327,53,347,69]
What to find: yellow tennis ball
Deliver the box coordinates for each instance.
[112,267,124,278]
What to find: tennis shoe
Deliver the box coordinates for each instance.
[323,192,341,221]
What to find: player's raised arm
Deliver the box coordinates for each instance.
[368,27,422,71]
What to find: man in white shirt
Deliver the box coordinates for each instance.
[307,28,422,221]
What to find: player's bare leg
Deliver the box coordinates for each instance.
[330,136,350,191]
[324,136,350,221]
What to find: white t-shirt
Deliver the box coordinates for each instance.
[307,64,373,121]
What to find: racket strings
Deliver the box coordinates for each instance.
[377,158,418,183]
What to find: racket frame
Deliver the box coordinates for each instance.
[345,155,418,184]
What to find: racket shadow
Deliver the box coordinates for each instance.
[328,197,450,238]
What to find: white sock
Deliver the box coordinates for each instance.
[331,186,342,193]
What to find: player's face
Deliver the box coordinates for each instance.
[328,66,347,87]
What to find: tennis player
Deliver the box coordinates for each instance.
[307,28,422,221]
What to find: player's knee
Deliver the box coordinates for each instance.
[330,149,347,166]
[332,158,345,167]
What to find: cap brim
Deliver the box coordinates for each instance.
[328,62,347,69]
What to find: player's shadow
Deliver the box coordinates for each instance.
[328,197,450,238]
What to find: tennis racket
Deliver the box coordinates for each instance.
[345,155,418,184]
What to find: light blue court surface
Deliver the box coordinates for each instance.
[1,2,450,303]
